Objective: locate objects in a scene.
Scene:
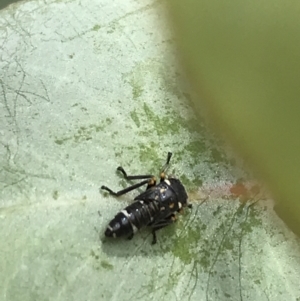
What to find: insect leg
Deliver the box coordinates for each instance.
[101,179,150,196]
[116,166,157,190]
[117,166,154,180]
[150,214,177,244]
[160,152,172,182]
[127,233,134,240]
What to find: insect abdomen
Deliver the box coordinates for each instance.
[105,200,159,239]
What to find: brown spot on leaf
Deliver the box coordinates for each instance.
[230,183,248,196]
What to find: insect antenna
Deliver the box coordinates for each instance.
[160,152,172,182]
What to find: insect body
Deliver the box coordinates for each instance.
[101,152,192,244]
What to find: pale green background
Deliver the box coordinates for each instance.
[167,0,300,236]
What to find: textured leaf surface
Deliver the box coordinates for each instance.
[1,1,300,301]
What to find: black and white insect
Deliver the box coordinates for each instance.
[100,152,192,244]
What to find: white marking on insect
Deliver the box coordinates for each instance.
[107,225,113,231]
[164,179,171,186]
[178,202,182,209]
[160,188,166,193]
[121,210,138,233]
